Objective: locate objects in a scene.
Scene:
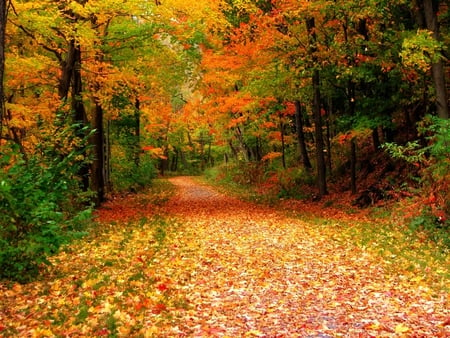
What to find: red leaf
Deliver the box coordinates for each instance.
[152,303,167,314]
[96,328,109,336]
[157,283,169,292]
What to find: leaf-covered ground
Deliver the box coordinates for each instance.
[1,177,449,337]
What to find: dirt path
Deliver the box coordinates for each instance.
[0,177,448,337]
[159,177,449,336]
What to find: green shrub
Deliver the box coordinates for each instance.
[0,126,93,282]
[110,154,157,193]
[383,116,450,246]
[276,167,314,199]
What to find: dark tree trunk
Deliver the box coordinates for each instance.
[325,106,332,174]
[71,45,89,191]
[199,136,205,171]
[280,119,286,169]
[307,17,327,197]
[59,41,77,101]
[180,148,188,169]
[418,0,449,119]
[206,139,212,168]
[187,130,195,152]
[229,140,238,160]
[171,148,179,171]
[90,52,107,206]
[134,99,141,166]
[235,126,249,161]
[91,103,105,206]
[350,138,357,194]
[256,137,262,161]
[71,46,86,117]
[0,0,7,142]
[294,100,312,169]
[5,97,27,157]
[160,157,168,176]
[372,127,381,151]
[105,120,112,192]
[347,79,359,193]
[312,69,327,197]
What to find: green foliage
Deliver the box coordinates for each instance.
[110,154,157,193]
[409,207,450,247]
[0,128,93,282]
[205,162,314,203]
[275,167,314,200]
[418,116,450,176]
[383,116,450,246]
[109,111,157,192]
[204,163,261,196]
[382,140,426,164]
[400,30,445,71]
[384,116,450,175]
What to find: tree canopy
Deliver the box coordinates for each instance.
[0,0,449,279]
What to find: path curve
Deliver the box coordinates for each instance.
[158,177,449,336]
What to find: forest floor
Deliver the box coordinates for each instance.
[1,176,449,337]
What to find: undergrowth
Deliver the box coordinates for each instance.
[0,126,93,283]
[204,163,314,205]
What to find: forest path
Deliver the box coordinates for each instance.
[156,176,449,336]
[0,177,448,337]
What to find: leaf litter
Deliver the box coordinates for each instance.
[0,176,449,337]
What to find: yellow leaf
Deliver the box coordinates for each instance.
[395,323,410,333]
[367,320,381,330]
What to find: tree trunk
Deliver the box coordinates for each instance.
[71,45,89,191]
[0,0,7,143]
[312,69,327,197]
[134,99,141,166]
[350,138,357,194]
[294,101,312,169]
[307,16,327,197]
[105,120,112,192]
[90,51,107,206]
[180,148,188,169]
[235,126,249,162]
[280,118,286,169]
[171,148,179,171]
[59,41,77,101]
[372,127,381,151]
[229,140,238,160]
[91,103,105,206]
[325,107,332,174]
[421,0,449,119]
[206,139,212,168]
[256,137,262,161]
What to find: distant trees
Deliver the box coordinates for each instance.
[182,0,448,198]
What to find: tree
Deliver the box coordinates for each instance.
[306,16,327,197]
[416,0,448,119]
[0,0,6,142]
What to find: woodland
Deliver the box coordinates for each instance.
[0,0,449,335]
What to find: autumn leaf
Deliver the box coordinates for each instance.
[152,303,167,314]
[395,323,410,334]
[157,283,169,292]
